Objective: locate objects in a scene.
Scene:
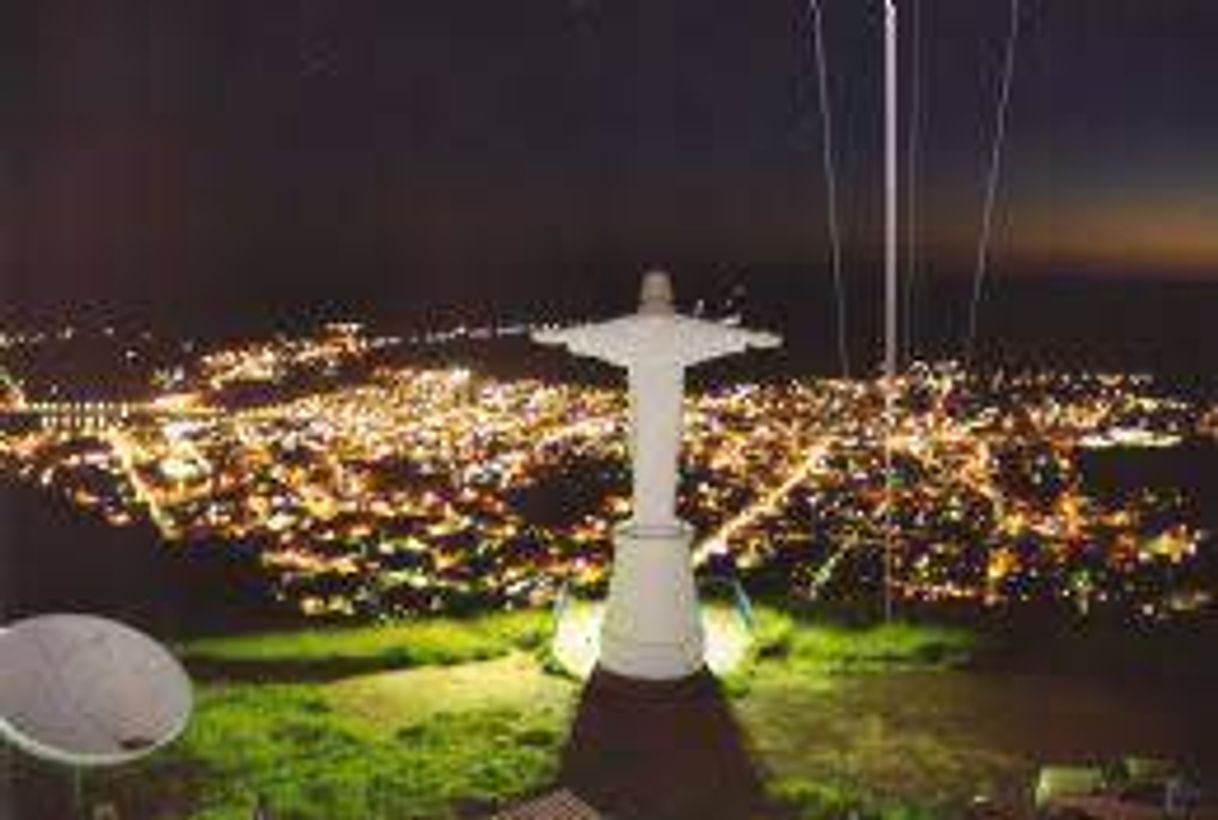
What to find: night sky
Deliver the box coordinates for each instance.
[2,1,1217,327]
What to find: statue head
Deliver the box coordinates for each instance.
[638,270,675,316]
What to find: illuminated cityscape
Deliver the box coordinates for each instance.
[4,2,1218,815]
[1,321,1214,623]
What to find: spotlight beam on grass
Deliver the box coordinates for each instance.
[552,601,752,680]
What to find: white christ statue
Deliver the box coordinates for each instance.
[534,271,780,679]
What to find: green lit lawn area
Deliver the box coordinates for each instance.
[85,610,992,819]
[179,610,551,677]
[97,678,574,819]
[743,610,980,673]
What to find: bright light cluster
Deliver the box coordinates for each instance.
[0,326,1214,621]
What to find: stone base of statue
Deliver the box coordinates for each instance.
[560,665,771,818]
[598,521,705,680]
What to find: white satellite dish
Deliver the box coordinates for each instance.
[0,614,193,768]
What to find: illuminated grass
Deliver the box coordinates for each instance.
[181,605,975,685]
[80,610,989,818]
[715,608,978,698]
[784,619,979,671]
[180,610,550,677]
[95,683,569,820]
[327,652,574,729]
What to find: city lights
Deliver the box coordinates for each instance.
[0,324,1214,621]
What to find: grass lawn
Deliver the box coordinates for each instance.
[327,652,574,729]
[74,610,1001,818]
[96,682,573,819]
[179,610,551,678]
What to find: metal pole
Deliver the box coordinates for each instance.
[883,0,898,622]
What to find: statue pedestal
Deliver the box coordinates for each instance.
[560,666,769,818]
[599,522,705,680]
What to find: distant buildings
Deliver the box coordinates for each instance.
[0,324,1214,621]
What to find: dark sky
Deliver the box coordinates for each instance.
[2,0,1217,322]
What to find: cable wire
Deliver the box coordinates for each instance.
[882,0,898,623]
[904,0,923,363]
[965,0,1022,368]
[808,0,851,379]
